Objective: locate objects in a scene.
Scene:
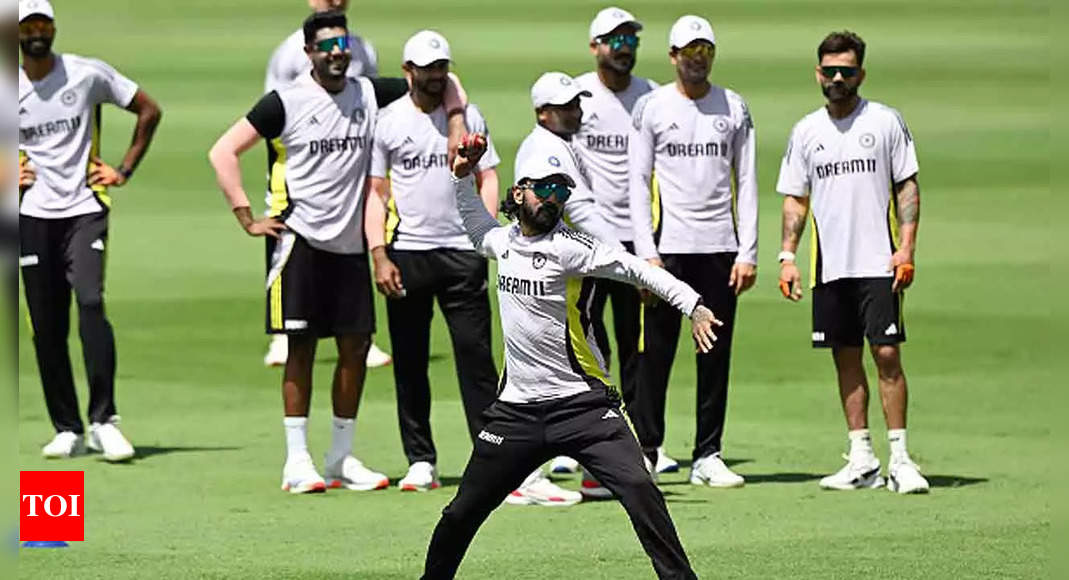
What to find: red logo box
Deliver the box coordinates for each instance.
[20,471,84,542]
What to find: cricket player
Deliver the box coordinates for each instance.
[420,133,711,580]
[572,7,677,474]
[208,11,468,493]
[366,30,500,492]
[18,0,162,462]
[262,0,389,368]
[630,15,758,488]
[776,31,929,494]
[511,70,621,501]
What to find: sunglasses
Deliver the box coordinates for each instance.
[599,34,639,51]
[312,35,351,53]
[820,65,859,79]
[676,43,714,60]
[528,182,572,203]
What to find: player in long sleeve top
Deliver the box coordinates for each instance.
[627,15,758,488]
[420,132,715,580]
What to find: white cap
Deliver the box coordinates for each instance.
[530,72,591,109]
[403,30,451,66]
[589,7,643,40]
[515,151,577,187]
[669,15,715,49]
[19,0,54,22]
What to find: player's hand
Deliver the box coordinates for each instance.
[244,217,287,239]
[779,261,803,302]
[88,156,126,187]
[452,133,486,179]
[890,249,915,293]
[371,249,405,299]
[19,155,36,191]
[690,304,723,354]
[640,258,665,306]
[729,262,757,296]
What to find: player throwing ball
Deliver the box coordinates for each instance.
[420,134,713,579]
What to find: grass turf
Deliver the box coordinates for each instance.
[17,0,1053,578]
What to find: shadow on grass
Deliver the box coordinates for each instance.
[671,457,752,471]
[130,445,243,461]
[927,474,988,488]
[745,472,824,484]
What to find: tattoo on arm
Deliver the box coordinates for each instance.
[781,199,808,250]
[896,178,920,225]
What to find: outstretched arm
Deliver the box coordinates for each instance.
[208,118,286,239]
[451,134,504,258]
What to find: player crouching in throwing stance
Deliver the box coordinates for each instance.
[420,134,713,579]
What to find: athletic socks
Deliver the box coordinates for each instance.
[283,416,309,460]
[847,429,875,461]
[888,429,909,461]
[325,416,355,468]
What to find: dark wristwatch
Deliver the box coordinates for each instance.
[118,165,134,181]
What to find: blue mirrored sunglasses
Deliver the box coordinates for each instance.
[599,33,639,51]
[530,182,572,202]
[313,35,351,53]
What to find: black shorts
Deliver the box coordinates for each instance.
[265,233,375,338]
[812,277,905,348]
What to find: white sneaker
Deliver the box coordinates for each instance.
[549,455,580,474]
[655,447,680,474]
[690,454,745,488]
[42,431,85,459]
[579,469,613,499]
[399,461,440,492]
[263,335,288,367]
[887,456,930,494]
[324,455,389,491]
[87,417,135,462]
[366,343,393,368]
[505,472,582,507]
[819,454,885,491]
[281,453,327,494]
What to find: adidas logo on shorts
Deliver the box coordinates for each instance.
[884,323,898,336]
[601,409,619,420]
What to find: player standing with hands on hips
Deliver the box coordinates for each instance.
[776,31,929,494]
[19,0,162,461]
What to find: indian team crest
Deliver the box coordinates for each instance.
[690,20,702,31]
[61,90,77,107]
[548,156,561,167]
[532,252,547,269]
[713,117,729,133]
[351,108,366,124]
[859,133,876,148]
[560,76,572,86]
[429,38,441,49]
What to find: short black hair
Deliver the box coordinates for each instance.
[303,10,347,45]
[818,31,866,66]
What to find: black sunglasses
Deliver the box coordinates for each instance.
[820,65,859,79]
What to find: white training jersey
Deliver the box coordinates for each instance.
[629,83,759,264]
[246,74,378,255]
[776,99,919,285]
[264,29,378,93]
[18,54,138,219]
[572,72,657,242]
[451,173,701,404]
[370,99,500,251]
[514,125,622,249]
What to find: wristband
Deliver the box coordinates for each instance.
[777,251,796,263]
[118,165,134,180]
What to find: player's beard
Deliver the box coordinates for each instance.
[822,81,858,103]
[414,76,446,99]
[600,51,635,75]
[316,54,350,83]
[20,36,53,58]
[520,200,562,234]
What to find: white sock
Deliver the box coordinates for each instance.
[283,416,309,460]
[888,429,908,460]
[326,416,354,467]
[847,429,875,461]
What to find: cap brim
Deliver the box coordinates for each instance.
[542,89,592,107]
[517,172,576,188]
[406,55,451,67]
[591,19,644,39]
[19,11,54,22]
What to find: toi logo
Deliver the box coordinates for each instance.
[20,471,84,542]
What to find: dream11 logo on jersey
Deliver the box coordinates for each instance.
[20,471,85,542]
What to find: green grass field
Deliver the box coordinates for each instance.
[17,0,1055,578]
